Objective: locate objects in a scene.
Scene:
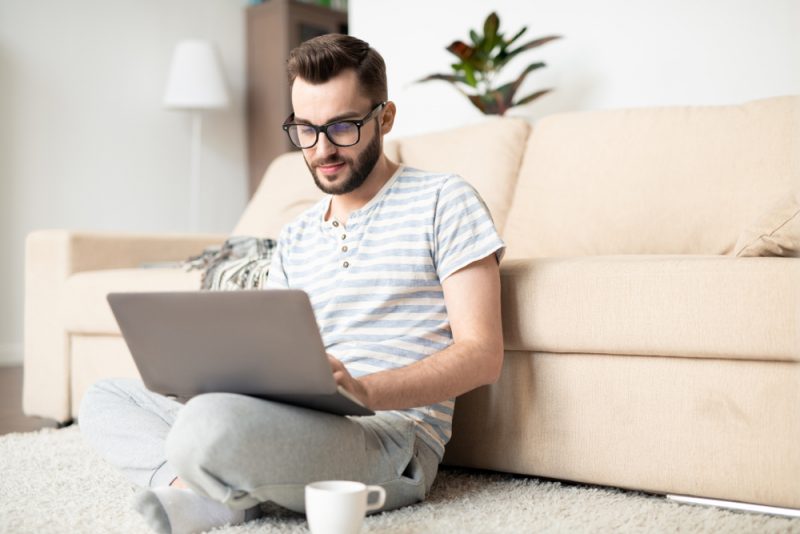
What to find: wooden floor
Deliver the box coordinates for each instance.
[0,365,59,435]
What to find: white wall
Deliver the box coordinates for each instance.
[0,0,249,365]
[2,1,798,365]
[350,0,800,139]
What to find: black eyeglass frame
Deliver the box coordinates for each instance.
[282,101,388,149]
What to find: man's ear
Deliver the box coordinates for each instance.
[380,101,396,135]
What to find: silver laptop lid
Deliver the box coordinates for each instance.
[107,290,337,399]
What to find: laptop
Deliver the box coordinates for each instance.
[106,289,374,416]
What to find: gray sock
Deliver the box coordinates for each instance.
[133,487,246,534]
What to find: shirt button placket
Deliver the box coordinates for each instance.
[340,231,349,268]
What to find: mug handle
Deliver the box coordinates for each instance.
[365,485,386,512]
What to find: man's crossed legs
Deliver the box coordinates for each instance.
[79,378,439,534]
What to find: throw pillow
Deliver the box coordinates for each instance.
[733,189,800,257]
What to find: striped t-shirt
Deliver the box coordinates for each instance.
[266,166,505,459]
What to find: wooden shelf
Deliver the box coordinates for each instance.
[245,0,348,196]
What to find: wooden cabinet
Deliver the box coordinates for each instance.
[246,0,348,196]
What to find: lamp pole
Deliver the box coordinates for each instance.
[163,39,229,233]
[189,112,202,232]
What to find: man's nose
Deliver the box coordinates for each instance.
[314,131,337,158]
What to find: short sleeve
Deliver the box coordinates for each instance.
[433,176,506,281]
[265,227,290,289]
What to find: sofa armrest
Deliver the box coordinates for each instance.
[23,230,226,422]
[28,229,228,273]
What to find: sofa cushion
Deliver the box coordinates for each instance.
[233,151,324,238]
[233,143,402,238]
[63,268,202,334]
[503,96,800,258]
[64,256,800,361]
[500,255,800,362]
[392,117,530,234]
[734,189,800,257]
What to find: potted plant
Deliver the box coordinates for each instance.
[417,12,562,116]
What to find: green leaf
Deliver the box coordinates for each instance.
[482,12,499,54]
[416,73,468,85]
[488,31,503,55]
[459,47,488,74]
[493,62,545,109]
[504,26,527,49]
[468,94,504,115]
[469,29,481,46]
[506,35,562,57]
[462,62,478,87]
[496,34,560,70]
[483,12,499,44]
[513,88,553,107]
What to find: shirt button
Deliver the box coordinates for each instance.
[343,261,350,268]
[332,221,339,227]
[341,245,348,252]
[341,234,347,240]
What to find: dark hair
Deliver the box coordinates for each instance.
[287,34,387,103]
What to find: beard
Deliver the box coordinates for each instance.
[305,131,382,195]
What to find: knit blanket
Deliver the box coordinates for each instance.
[184,236,277,290]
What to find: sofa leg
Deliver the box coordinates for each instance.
[56,419,75,429]
[666,494,800,518]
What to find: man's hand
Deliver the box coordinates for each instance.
[328,354,370,408]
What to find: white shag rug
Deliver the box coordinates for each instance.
[1,427,797,534]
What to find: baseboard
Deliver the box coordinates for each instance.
[667,494,800,518]
[0,343,23,367]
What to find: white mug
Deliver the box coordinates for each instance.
[305,480,386,534]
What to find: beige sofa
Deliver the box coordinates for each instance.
[24,96,799,508]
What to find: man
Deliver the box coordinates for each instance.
[79,34,504,534]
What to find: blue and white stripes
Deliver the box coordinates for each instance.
[267,166,505,459]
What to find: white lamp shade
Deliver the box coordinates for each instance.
[164,40,229,109]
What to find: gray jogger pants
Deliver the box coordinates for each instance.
[78,378,439,513]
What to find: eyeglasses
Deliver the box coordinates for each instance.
[282,101,387,149]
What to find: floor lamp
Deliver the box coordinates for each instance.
[163,40,229,231]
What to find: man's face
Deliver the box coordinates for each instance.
[291,70,383,195]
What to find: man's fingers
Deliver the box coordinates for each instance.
[328,355,351,387]
[332,370,346,385]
